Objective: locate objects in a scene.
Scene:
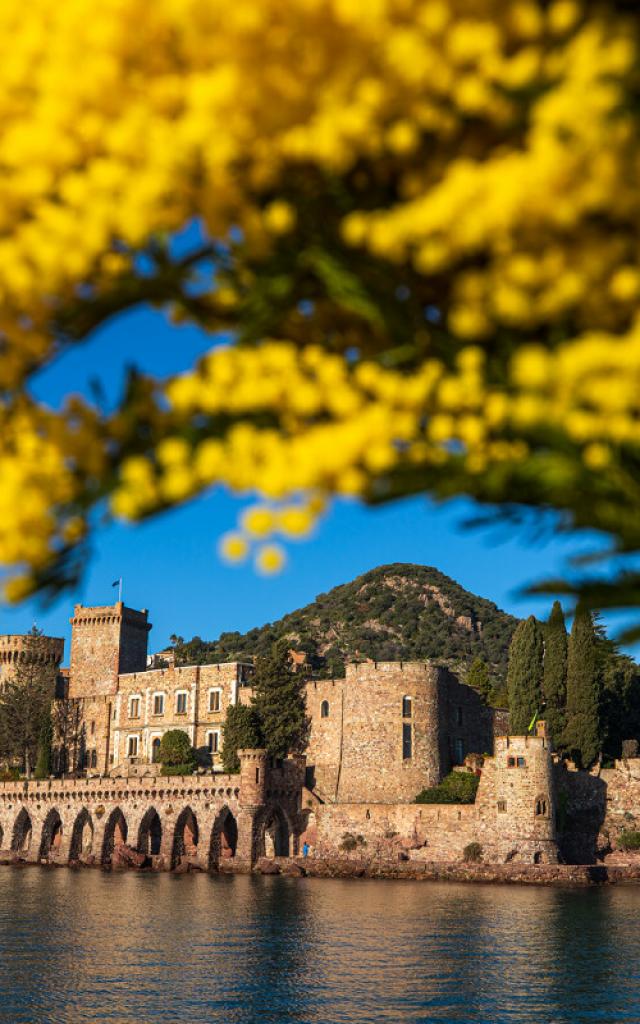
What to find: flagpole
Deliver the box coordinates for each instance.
[119,578,123,604]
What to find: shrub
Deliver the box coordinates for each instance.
[0,767,19,782]
[162,762,196,777]
[221,704,263,773]
[159,729,196,771]
[339,832,366,852]
[618,830,640,851]
[415,771,479,805]
[622,739,639,760]
[463,842,483,863]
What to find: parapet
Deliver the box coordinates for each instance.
[70,602,151,633]
[494,734,550,753]
[0,634,64,669]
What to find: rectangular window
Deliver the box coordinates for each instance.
[129,697,140,719]
[176,692,187,715]
[507,756,516,768]
[90,750,98,769]
[207,731,220,754]
[90,720,96,735]
[517,756,526,768]
[209,689,221,712]
[153,694,164,716]
[497,800,507,813]
[454,738,464,764]
[127,735,138,757]
[402,723,412,760]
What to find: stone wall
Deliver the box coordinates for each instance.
[68,603,151,698]
[0,634,64,690]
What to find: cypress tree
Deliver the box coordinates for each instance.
[564,604,602,768]
[507,615,544,734]
[467,657,492,704]
[252,638,309,760]
[34,710,53,779]
[221,704,263,773]
[543,600,568,747]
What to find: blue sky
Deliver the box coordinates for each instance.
[1,305,634,662]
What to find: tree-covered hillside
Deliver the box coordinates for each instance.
[171,564,518,682]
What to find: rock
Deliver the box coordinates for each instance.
[111,844,146,870]
[281,861,306,877]
[257,858,281,875]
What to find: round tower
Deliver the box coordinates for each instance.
[0,634,64,691]
[488,730,558,864]
[238,749,269,807]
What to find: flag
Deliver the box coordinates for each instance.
[112,579,120,587]
[528,710,539,734]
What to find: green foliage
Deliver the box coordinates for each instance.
[415,771,479,804]
[601,652,640,761]
[466,657,492,703]
[252,638,309,760]
[339,832,366,852]
[162,762,196,776]
[172,563,518,683]
[507,616,544,734]
[463,842,483,863]
[221,704,263,773]
[0,661,54,776]
[34,710,53,779]
[159,729,196,770]
[0,767,19,781]
[543,601,568,745]
[618,831,640,851]
[564,604,602,768]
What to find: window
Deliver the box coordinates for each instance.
[517,756,526,768]
[129,696,141,719]
[454,738,464,764]
[507,756,516,768]
[127,735,139,758]
[208,689,221,713]
[320,700,329,718]
[153,693,164,716]
[175,691,187,715]
[402,696,412,718]
[456,706,463,726]
[508,755,526,769]
[206,730,220,754]
[497,800,507,813]
[151,737,161,763]
[90,750,97,769]
[90,720,95,735]
[535,797,548,818]
[402,722,412,760]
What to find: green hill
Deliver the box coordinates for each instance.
[171,564,519,684]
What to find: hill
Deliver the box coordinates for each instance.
[171,564,519,684]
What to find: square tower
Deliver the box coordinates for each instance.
[68,602,151,698]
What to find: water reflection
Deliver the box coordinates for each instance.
[0,869,638,1023]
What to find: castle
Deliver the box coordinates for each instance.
[0,600,636,873]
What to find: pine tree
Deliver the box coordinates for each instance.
[221,704,263,773]
[507,615,544,734]
[467,657,492,704]
[252,638,309,760]
[0,661,53,777]
[543,600,568,747]
[564,604,602,768]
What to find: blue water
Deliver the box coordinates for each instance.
[0,868,638,1023]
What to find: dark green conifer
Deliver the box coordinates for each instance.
[221,704,263,773]
[543,600,568,747]
[252,638,309,760]
[507,615,543,734]
[467,657,492,703]
[564,604,602,768]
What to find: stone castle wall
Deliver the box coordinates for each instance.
[68,603,151,698]
[0,634,64,690]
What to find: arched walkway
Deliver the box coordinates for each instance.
[209,807,238,870]
[11,808,32,854]
[256,806,290,859]
[39,809,63,861]
[171,806,199,868]
[101,808,128,865]
[138,807,162,857]
[69,809,94,862]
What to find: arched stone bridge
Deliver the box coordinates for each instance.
[0,750,306,871]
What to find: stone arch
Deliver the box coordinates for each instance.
[171,806,199,868]
[137,807,162,857]
[209,806,238,870]
[255,805,291,859]
[69,809,94,862]
[11,808,32,854]
[101,807,128,865]
[320,700,329,718]
[39,808,63,860]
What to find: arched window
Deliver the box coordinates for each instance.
[402,696,412,718]
[151,736,161,763]
[534,796,548,818]
[320,700,329,718]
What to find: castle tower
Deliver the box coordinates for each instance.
[68,602,151,698]
[0,634,64,691]
[479,730,559,864]
[238,749,269,807]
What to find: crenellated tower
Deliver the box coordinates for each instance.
[0,633,64,691]
[68,602,151,698]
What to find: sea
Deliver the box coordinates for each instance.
[0,868,638,1023]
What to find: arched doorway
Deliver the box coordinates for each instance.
[11,808,32,854]
[209,807,238,870]
[171,807,199,868]
[138,808,162,857]
[101,808,128,865]
[258,806,290,859]
[69,809,94,862]
[39,809,63,860]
